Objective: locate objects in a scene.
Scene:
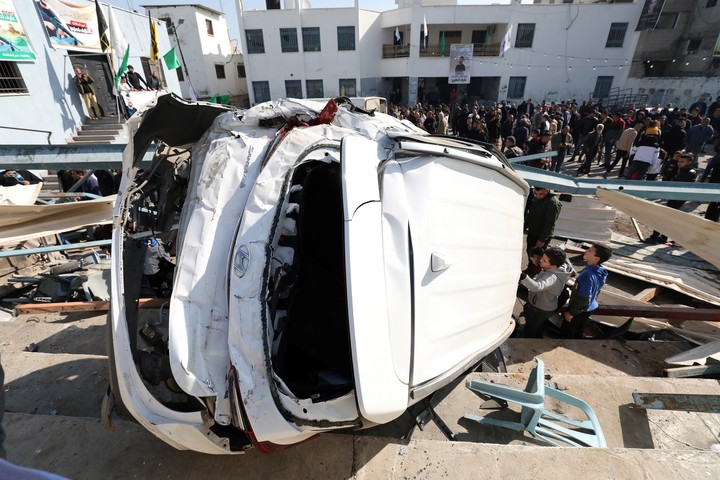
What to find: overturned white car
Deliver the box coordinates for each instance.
[106,94,528,453]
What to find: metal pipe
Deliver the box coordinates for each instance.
[0,126,52,144]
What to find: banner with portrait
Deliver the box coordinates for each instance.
[635,0,666,31]
[449,44,473,85]
[0,0,37,61]
[34,0,102,51]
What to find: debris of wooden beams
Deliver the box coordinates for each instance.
[632,393,720,413]
[0,196,115,244]
[596,188,720,270]
[14,298,167,315]
[593,305,720,322]
[664,365,720,378]
[665,340,720,366]
[602,258,720,306]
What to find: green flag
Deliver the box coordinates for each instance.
[439,31,446,56]
[218,95,230,105]
[114,45,130,89]
[209,94,218,103]
[163,48,181,70]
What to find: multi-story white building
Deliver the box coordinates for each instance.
[238,0,646,106]
[144,4,249,106]
[0,1,179,146]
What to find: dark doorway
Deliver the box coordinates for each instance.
[69,54,118,118]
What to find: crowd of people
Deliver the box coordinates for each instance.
[388,96,720,186]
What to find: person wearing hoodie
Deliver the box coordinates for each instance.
[625,123,661,180]
[561,243,613,339]
[518,247,574,338]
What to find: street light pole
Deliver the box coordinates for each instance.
[169,23,190,79]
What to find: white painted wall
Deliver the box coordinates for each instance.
[238,1,644,105]
[146,5,247,101]
[624,76,720,108]
[0,1,179,145]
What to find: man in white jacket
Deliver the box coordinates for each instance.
[624,124,661,180]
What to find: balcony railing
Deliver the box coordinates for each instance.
[382,44,410,58]
[417,42,501,58]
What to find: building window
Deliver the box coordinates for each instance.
[176,67,184,81]
[160,17,173,33]
[686,38,702,54]
[655,12,679,29]
[302,27,321,52]
[280,28,298,53]
[0,61,29,94]
[337,26,355,51]
[507,77,526,98]
[215,64,225,79]
[605,23,628,48]
[339,78,356,96]
[253,81,270,103]
[707,0,717,7]
[306,79,323,98]
[245,29,265,54]
[593,76,613,98]
[285,80,302,98]
[514,24,535,48]
[206,19,214,36]
[237,64,246,78]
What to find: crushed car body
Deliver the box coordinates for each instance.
[107,93,529,453]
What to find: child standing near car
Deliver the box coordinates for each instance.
[518,247,574,338]
[561,243,613,339]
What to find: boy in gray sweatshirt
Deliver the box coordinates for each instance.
[518,246,574,338]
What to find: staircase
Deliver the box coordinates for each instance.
[71,116,126,144]
[2,312,720,477]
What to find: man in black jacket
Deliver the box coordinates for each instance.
[125,65,148,90]
[524,187,562,272]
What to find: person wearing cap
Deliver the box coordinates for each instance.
[624,121,661,180]
[525,130,553,169]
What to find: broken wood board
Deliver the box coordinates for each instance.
[602,257,720,306]
[0,183,43,206]
[554,195,615,242]
[0,196,115,244]
[14,298,167,315]
[596,188,720,270]
[665,340,720,366]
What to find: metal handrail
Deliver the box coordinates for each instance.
[0,125,52,144]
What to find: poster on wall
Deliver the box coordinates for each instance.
[449,44,473,85]
[0,0,37,61]
[34,0,102,51]
[635,0,666,31]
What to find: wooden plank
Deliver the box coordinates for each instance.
[630,217,644,241]
[633,392,720,411]
[664,365,720,378]
[633,287,662,303]
[596,188,720,270]
[665,340,720,366]
[593,305,720,322]
[14,298,167,315]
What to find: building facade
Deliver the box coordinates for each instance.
[624,0,720,107]
[144,4,249,106]
[0,0,180,146]
[238,0,646,106]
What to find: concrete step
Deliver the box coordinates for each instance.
[4,413,720,480]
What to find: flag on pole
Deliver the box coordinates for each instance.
[423,15,428,49]
[500,25,512,57]
[394,27,400,44]
[439,31,446,56]
[108,5,130,89]
[95,0,110,53]
[149,17,159,61]
[163,48,181,70]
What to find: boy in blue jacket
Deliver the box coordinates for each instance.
[561,243,613,339]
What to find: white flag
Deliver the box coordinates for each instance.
[395,27,400,43]
[423,15,428,48]
[108,5,130,89]
[501,25,512,57]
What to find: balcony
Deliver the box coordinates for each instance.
[382,44,410,58]
[417,42,501,58]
